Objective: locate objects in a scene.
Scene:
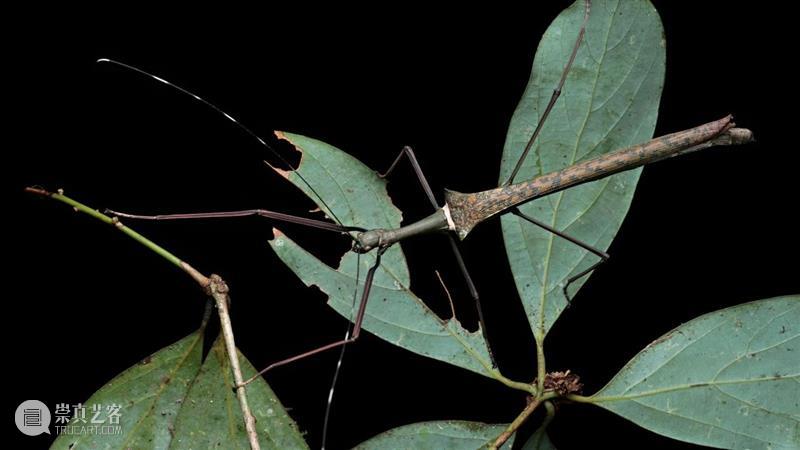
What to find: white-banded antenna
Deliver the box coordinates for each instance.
[95,58,345,227]
[97,58,361,450]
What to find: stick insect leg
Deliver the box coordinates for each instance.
[512,208,609,304]
[447,235,498,367]
[240,248,386,387]
[503,0,591,186]
[379,146,498,366]
[105,208,364,234]
[378,145,439,210]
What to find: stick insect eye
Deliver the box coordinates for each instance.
[352,241,371,253]
[353,230,384,253]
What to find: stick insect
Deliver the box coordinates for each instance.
[92,0,752,446]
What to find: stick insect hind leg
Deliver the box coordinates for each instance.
[511,208,609,305]
[239,246,388,385]
[501,0,601,304]
[378,146,498,367]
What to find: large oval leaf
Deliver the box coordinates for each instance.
[498,0,665,340]
[171,336,308,449]
[51,332,204,449]
[268,133,495,377]
[352,420,515,450]
[590,296,799,449]
[50,332,308,449]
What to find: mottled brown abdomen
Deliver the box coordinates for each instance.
[445,116,751,239]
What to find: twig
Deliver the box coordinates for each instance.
[200,298,214,329]
[434,269,457,319]
[207,274,260,450]
[488,392,558,449]
[542,400,556,425]
[489,394,547,449]
[25,187,261,450]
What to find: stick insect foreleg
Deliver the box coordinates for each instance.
[379,146,498,366]
[378,145,439,210]
[240,247,387,387]
[105,208,365,234]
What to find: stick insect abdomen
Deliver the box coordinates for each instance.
[445,115,753,239]
[351,116,754,248]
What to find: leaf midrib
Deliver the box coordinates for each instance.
[592,373,799,403]
[535,0,619,339]
[119,333,202,449]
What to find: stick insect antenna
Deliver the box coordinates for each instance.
[97,59,368,446]
[96,58,347,229]
[321,252,361,450]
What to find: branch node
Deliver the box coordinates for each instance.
[536,370,583,396]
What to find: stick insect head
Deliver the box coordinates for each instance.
[352,229,387,253]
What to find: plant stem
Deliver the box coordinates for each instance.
[208,274,260,450]
[487,335,551,449]
[536,338,546,393]
[27,187,185,268]
[26,187,261,450]
[489,392,556,449]
[541,400,556,427]
[522,400,557,449]
[491,370,538,395]
[200,299,214,329]
[565,393,594,403]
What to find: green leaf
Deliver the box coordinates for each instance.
[171,336,308,449]
[268,133,495,378]
[498,0,666,340]
[352,421,515,450]
[521,425,556,450]
[51,331,204,450]
[50,332,308,450]
[589,296,800,449]
[521,401,557,450]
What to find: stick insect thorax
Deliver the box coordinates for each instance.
[352,115,753,252]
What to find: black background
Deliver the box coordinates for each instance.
[7,2,797,449]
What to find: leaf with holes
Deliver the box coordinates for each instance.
[498,0,665,341]
[270,230,494,377]
[352,421,515,449]
[589,296,799,449]
[268,133,495,377]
